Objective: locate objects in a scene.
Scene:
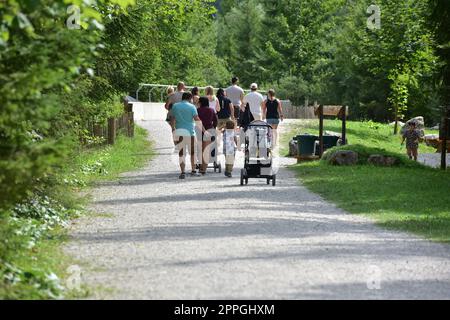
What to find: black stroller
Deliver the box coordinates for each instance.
[196,133,221,173]
[240,120,276,186]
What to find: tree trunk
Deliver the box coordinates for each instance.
[393,105,399,135]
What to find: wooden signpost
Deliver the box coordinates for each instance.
[314,105,349,158]
[440,106,450,170]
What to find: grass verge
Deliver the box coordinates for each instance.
[0,126,154,299]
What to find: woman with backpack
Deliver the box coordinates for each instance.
[262,89,284,147]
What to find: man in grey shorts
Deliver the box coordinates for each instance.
[225,77,244,126]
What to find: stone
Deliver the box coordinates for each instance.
[328,150,358,166]
[400,116,425,137]
[367,154,398,167]
[289,139,298,157]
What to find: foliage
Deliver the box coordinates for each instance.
[0,126,152,299]
[0,0,133,212]
[217,0,441,124]
[96,0,230,96]
[429,0,450,105]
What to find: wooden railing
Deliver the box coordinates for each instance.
[88,111,134,145]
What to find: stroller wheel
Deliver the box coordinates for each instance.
[272,175,276,186]
[240,169,244,186]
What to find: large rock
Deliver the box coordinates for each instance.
[289,139,298,157]
[328,150,358,166]
[367,154,398,167]
[400,116,425,137]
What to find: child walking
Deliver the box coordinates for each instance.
[223,120,239,177]
[401,121,421,161]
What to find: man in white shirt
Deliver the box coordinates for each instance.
[225,77,244,125]
[243,83,264,121]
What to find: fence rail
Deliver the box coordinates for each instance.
[87,111,135,145]
[283,105,316,119]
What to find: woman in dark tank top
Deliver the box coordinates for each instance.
[262,89,283,128]
[262,89,284,147]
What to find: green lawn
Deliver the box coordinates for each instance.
[282,119,450,243]
[280,119,437,156]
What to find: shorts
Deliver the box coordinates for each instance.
[201,131,216,142]
[266,118,280,125]
[175,136,196,156]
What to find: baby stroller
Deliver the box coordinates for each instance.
[196,132,221,173]
[209,134,221,173]
[240,120,276,186]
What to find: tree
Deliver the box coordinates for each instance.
[429,0,450,105]
[0,0,134,211]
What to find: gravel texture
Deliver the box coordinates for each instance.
[65,120,450,300]
[418,153,450,168]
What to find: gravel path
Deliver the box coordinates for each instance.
[65,120,450,299]
[419,153,450,168]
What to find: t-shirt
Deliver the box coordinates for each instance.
[223,129,236,155]
[244,91,264,117]
[208,96,218,112]
[226,85,244,107]
[171,101,198,136]
[197,107,218,130]
[217,96,232,119]
[403,129,421,148]
[167,91,184,106]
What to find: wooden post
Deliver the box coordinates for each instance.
[128,112,134,137]
[341,106,347,146]
[319,105,324,157]
[441,108,449,170]
[93,123,102,137]
[107,117,116,145]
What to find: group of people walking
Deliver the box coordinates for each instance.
[165,77,284,179]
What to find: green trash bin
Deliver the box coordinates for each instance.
[314,135,340,156]
[297,134,318,156]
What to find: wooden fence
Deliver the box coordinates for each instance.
[87,111,135,145]
[283,103,316,119]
